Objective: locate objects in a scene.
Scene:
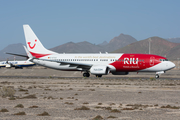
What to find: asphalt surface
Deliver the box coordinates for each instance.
[0,67,179,80]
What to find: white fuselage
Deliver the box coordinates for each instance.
[32,53,175,72]
[0,60,35,68]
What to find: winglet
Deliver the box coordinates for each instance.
[23,45,34,59]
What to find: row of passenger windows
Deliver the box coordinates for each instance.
[55,59,110,61]
[112,59,144,62]
[56,59,98,61]
[53,59,145,62]
[52,58,169,62]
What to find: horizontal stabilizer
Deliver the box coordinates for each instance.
[6,52,28,58]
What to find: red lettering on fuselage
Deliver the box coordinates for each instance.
[110,54,164,72]
[124,58,138,64]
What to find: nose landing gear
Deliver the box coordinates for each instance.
[155,74,159,79]
[155,71,165,79]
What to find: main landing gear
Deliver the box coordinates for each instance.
[83,72,90,77]
[82,72,103,78]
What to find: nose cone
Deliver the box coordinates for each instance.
[168,61,176,70]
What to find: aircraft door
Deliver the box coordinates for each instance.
[150,57,155,66]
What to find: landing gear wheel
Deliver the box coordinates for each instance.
[83,73,90,77]
[86,73,90,77]
[155,74,159,79]
[96,75,102,78]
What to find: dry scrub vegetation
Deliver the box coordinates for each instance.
[37,111,50,116]
[0,77,180,119]
[14,111,26,115]
[0,86,15,98]
[74,106,90,110]
[0,108,9,112]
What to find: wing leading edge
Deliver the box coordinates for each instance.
[39,58,93,71]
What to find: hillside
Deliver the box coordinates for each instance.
[50,41,106,53]
[101,33,137,52]
[98,41,108,46]
[166,44,180,59]
[50,33,137,53]
[1,35,180,60]
[166,38,180,43]
[0,43,26,60]
[113,37,180,59]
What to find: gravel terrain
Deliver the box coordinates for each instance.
[0,68,180,120]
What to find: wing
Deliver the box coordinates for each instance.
[39,58,93,71]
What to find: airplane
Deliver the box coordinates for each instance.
[0,59,35,69]
[22,24,175,78]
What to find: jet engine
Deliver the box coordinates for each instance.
[90,65,109,75]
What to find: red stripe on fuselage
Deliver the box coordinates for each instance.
[110,54,166,72]
[30,52,51,58]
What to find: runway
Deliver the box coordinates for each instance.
[0,75,179,81]
[0,67,179,80]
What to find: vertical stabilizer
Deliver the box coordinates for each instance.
[23,25,56,58]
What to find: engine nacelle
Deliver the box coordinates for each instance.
[112,72,129,75]
[6,64,11,68]
[90,65,109,75]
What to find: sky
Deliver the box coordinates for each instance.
[0,0,180,50]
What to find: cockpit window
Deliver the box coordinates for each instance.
[159,59,168,61]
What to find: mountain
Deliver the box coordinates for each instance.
[166,38,180,43]
[102,33,137,52]
[4,34,180,60]
[98,41,108,46]
[76,41,105,53]
[0,43,26,60]
[50,33,137,53]
[166,44,180,59]
[113,37,180,59]
[0,33,137,58]
[50,41,106,53]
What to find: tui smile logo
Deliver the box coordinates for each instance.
[27,39,37,49]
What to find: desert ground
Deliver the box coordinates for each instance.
[0,67,180,120]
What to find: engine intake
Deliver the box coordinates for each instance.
[90,65,109,75]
